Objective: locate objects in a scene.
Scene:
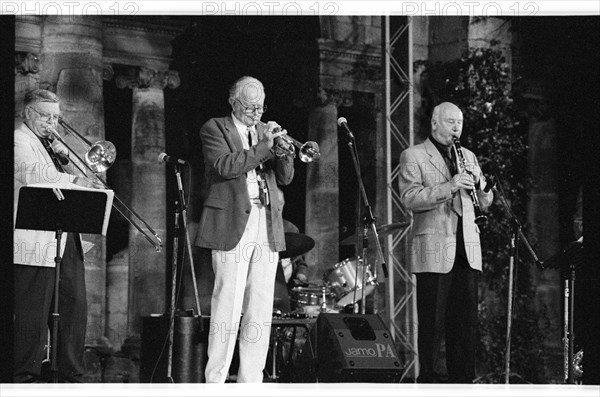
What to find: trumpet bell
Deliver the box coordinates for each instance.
[299,141,320,163]
[86,140,117,173]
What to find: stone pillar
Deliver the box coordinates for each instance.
[306,99,339,280]
[524,89,562,359]
[38,16,107,345]
[308,18,384,283]
[14,52,40,119]
[116,67,179,337]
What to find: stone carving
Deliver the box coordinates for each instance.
[15,52,40,75]
[316,87,354,108]
[116,67,180,90]
[103,63,115,81]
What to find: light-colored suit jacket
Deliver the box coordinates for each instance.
[194,116,294,252]
[399,138,493,273]
[14,122,82,267]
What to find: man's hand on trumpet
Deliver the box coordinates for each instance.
[261,121,288,149]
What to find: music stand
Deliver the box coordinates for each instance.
[15,184,113,383]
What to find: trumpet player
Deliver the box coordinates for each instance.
[13,89,103,382]
[195,76,295,382]
[398,102,493,383]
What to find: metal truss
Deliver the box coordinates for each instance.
[384,16,418,382]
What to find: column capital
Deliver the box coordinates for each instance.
[115,67,180,90]
[102,63,115,81]
[15,52,40,75]
[316,87,353,108]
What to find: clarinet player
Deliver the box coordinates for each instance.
[398,102,493,383]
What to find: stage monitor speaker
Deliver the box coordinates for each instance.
[294,313,403,383]
[140,315,210,383]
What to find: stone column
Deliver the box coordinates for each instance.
[116,67,179,337]
[14,52,40,119]
[305,97,339,281]
[38,16,107,345]
[525,89,562,356]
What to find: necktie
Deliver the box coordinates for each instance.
[447,147,462,216]
[248,127,270,206]
[40,137,65,172]
[445,147,457,176]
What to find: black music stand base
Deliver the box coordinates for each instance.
[50,229,63,383]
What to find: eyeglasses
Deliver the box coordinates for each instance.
[29,107,60,122]
[236,99,267,114]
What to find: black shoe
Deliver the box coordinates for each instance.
[14,374,46,383]
[417,373,448,383]
[60,374,85,383]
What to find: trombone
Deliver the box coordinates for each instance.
[47,118,163,252]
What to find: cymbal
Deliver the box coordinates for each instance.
[279,232,315,259]
[340,221,411,245]
[377,221,411,237]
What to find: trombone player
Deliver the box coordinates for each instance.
[195,76,295,382]
[13,89,102,382]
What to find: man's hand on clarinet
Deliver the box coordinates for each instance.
[450,172,475,193]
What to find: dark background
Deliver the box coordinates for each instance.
[2,15,599,384]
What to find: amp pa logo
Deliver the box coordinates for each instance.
[343,343,397,358]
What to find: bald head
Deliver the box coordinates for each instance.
[432,102,461,123]
[228,76,267,127]
[229,76,265,105]
[431,102,463,146]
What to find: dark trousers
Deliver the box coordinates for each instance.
[14,233,87,382]
[416,221,480,383]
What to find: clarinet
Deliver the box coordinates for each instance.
[452,137,487,226]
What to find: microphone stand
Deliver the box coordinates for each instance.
[539,237,583,384]
[339,123,388,315]
[165,163,203,382]
[492,174,543,384]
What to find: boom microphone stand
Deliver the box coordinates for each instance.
[491,174,543,384]
[337,118,388,315]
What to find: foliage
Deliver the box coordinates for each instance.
[417,44,550,383]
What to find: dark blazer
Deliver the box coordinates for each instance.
[195,115,294,252]
[399,138,493,274]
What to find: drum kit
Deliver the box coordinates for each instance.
[267,222,407,381]
[278,221,409,317]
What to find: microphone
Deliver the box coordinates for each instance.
[158,152,188,165]
[336,117,355,140]
[484,175,496,193]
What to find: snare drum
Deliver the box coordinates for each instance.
[290,286,336,317]
[322,257,376,307]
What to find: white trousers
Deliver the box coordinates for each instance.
[204,204,279,383]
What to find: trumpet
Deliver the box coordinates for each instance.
[47,119,163,251]
[258,121,321,163]
[452,137,487,226]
